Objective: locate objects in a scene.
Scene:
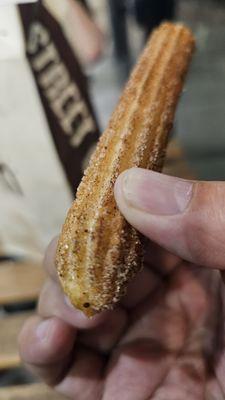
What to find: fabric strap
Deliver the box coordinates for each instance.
[19,1,99,193]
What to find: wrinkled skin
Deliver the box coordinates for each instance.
[19,239,225,400]
[19,169,225,399]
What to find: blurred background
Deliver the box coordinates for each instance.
[0,0,225,398]
[89,0,225,180]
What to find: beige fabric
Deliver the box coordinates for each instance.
[0,5,25,60]
[0,188,43,261]
[0,5,72,261]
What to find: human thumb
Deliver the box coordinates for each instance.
[114,168,225,269]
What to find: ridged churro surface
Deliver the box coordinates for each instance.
[56,23,195,316]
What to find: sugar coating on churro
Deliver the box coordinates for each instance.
[56,22,195,316]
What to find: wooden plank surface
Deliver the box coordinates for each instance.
[0,312,33,370]
[163,159,195,179]
[164,139,195,179]
[0,384,67,400]
[0,262,45,305]
[165,138,184,162]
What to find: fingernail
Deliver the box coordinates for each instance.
[64,296,75,309]
[36,319,53,341]
[64,296,91,320]
[122,168,193,215]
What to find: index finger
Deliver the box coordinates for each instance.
[43,236,59,282]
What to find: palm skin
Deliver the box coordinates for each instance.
[19,240,225,400]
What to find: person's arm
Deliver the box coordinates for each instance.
[66,0,105,64]
[44,0,104,65]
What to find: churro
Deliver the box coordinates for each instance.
[56,23,195,316]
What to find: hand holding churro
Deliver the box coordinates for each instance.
[56,23,195,316]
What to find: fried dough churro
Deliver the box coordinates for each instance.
[56,23,195,316]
